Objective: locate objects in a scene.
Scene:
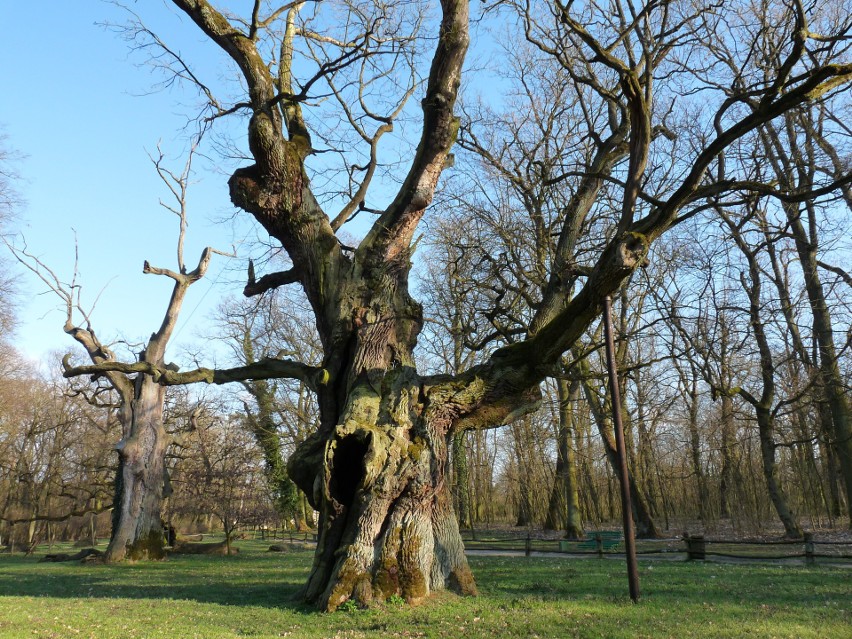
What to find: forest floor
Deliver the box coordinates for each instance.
[0,538,849,638]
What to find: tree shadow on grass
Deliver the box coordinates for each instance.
[2,552,847,613]
[0,550,317,611]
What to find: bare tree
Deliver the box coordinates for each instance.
[694,0,852,526]
[178,407,271,555]
[758,113,852,524]
[714,204,804,538]
[0,132,21,345]
[5,147,238,560]
[214,292,321,530]
[0,368,117,551]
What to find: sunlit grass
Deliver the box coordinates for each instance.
[0,539,848,638]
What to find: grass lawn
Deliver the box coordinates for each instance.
[0,539,849,639]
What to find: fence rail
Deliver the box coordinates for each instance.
[245,527,852,564]
[249,528,318,543]
[12,527,849,565]
[456,530,852,564]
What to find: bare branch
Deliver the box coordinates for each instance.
[62,353,327,393]
[243,259,301,296]
[817,260,852,288]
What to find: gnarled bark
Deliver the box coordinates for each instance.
[288,353,500,609]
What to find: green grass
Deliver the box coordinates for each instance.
[0,539,849,638]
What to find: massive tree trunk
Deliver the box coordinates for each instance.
[289,372,480,610]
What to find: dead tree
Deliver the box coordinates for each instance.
[7,147,235,560]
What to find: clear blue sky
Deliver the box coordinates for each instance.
[1,2,501,369]
[1,2,255,366]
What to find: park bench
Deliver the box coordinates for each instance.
[560,531,623,555]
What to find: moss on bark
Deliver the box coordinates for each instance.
[126,529,166,561]
[449,565,478,597]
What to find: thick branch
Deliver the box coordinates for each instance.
[243,259,300,296]
[1,503,113,525]
[818,260,852,289]
[146,247,219,361]
[62,353,327,393]
[172,0,277,110]
[359,0,469,262]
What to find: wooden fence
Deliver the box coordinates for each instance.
[456,529,852,565]
[246,527,852,565]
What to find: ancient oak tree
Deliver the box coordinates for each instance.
[76,0,851,609]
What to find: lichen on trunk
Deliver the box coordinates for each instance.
[289,348,479,610]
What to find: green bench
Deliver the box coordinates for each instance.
[560,531,623,555]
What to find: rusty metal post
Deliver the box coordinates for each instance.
[603,296,640,603]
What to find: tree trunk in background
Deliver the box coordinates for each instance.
[822,437,844,519]
[512,419,534,527]
[787,369,836,525]
[635,372,661,521]
[686,376,711,522]
[545,377,583,538]
[241,334,307,528]
[106,377,168,561]
[796,225,852,523]
[723,205,803,539]
[579,366,661,538]
[244,387,302,523]
[755,405,803,538]
[808,293,852,526]
[719,393,735,520]
[764,112,852,525]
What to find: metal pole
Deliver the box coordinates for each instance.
[603,295,640,603]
